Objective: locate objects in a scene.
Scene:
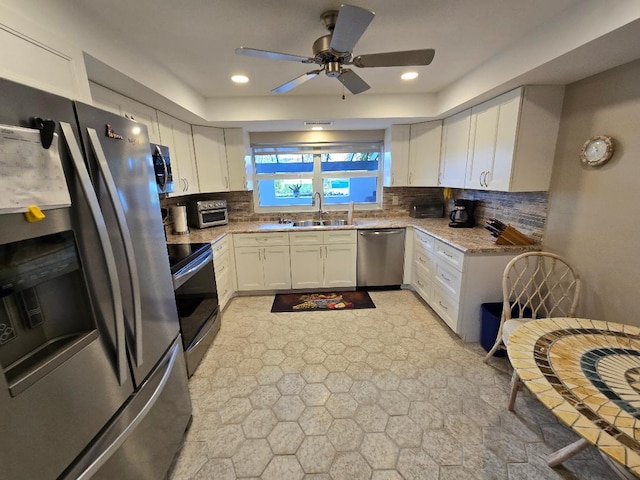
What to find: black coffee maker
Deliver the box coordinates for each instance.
[449,199,477,228]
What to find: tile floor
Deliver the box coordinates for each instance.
[169,290,618,479]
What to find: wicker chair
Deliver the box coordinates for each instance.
[483,252,581,410]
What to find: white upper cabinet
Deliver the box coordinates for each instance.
[120,100,161,145]
[407,121,442,186]
[1,5,91,102]
[192,125,229,193]
[89,82,161,144]
[384,122,441,187]
[157,111,199,195]
[223,128,249,191]
[383,125,410,187]
[466,86,565,192]
[439,110,471,188]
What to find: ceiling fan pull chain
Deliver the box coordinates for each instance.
[342,85,346,100]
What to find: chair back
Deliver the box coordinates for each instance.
[502,252,581,321]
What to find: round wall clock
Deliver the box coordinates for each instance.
[580,135,614,166]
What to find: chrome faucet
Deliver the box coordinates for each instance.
[313,191,322,221]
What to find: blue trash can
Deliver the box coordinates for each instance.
[480,302,507,357]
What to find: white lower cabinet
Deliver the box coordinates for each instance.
[410,228,518,342]
[290,230,357,289]
[212,235,235,310]
[234,233,291,291]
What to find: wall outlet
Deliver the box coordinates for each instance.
[392,195,399,205]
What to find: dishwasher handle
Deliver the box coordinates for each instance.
[358,230,404,236]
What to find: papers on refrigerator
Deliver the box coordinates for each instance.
[0,124,71,213]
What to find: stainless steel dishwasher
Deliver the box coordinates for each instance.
[357,229,406,287]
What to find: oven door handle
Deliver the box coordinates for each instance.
[173,248,213,290]
[88,128,143,368]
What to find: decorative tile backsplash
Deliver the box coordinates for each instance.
[161,186,548,241]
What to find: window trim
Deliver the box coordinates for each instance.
[251,142,383,214]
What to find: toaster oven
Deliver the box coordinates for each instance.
[409,201,444,218]
[187,200,228,228]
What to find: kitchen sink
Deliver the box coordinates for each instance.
[291,220,323,227]
[290,219,348,227]
[324,219,348,226]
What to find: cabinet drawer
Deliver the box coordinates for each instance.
[413,243,434,276]
[431,284,459,333]
[234,232,289,247]
[214,248,231,277]
[217,268,233,309]
[211,236,229,258]
[435,240,464,271]
[289,231,323,245]
[323,230,357,245]
[412,263,432,303]
[414,229,435,252]
[434,259,463,299]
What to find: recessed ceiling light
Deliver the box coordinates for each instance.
[231,75,249,84]
[401,71,419,80]
[311,126,323,131]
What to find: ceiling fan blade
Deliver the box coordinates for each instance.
[236,47,313,63]
[329,5,375,55]
[337,69,370,95]
[272,70,322,94]
[352,49,435,68]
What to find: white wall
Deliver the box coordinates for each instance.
[544,58,640,325]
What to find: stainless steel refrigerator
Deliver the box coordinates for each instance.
[0,78,192,479]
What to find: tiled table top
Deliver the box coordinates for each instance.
[508,317,640,475]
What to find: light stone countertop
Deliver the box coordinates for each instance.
[166,216,540,254]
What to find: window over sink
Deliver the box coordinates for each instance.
[252,142,383,212]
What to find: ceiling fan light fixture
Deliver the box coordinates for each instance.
[401,71,419,80]
[231,74,249,84]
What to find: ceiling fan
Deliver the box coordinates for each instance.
[235,4,435,95]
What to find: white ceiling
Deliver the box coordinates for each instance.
[74,0,580,98]
[62,0,640,131]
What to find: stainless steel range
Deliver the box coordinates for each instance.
[167,242,220,377]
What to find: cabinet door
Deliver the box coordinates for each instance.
[173,120,199,194]
[89,83,160,143]
[467,102,499,190]
[235,247,262,291]
[89,82,124,115]
[192,125,229,193]
[385,125,410,186]
[408,121,442,186]
[290,245,323,289]
[439,110,471,188]
[224,128,248,191]
[158,112,199,195]
[120,98,161,144]
[487,90,520,191]
[324,244,357,288]
[262,246,291,290]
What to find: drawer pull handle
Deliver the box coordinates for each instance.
[438,301,448,310]
[440,273,451,282]
[443,251,453,258]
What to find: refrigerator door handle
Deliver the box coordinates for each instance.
[87,128,144,367]
[60,122,128,384]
